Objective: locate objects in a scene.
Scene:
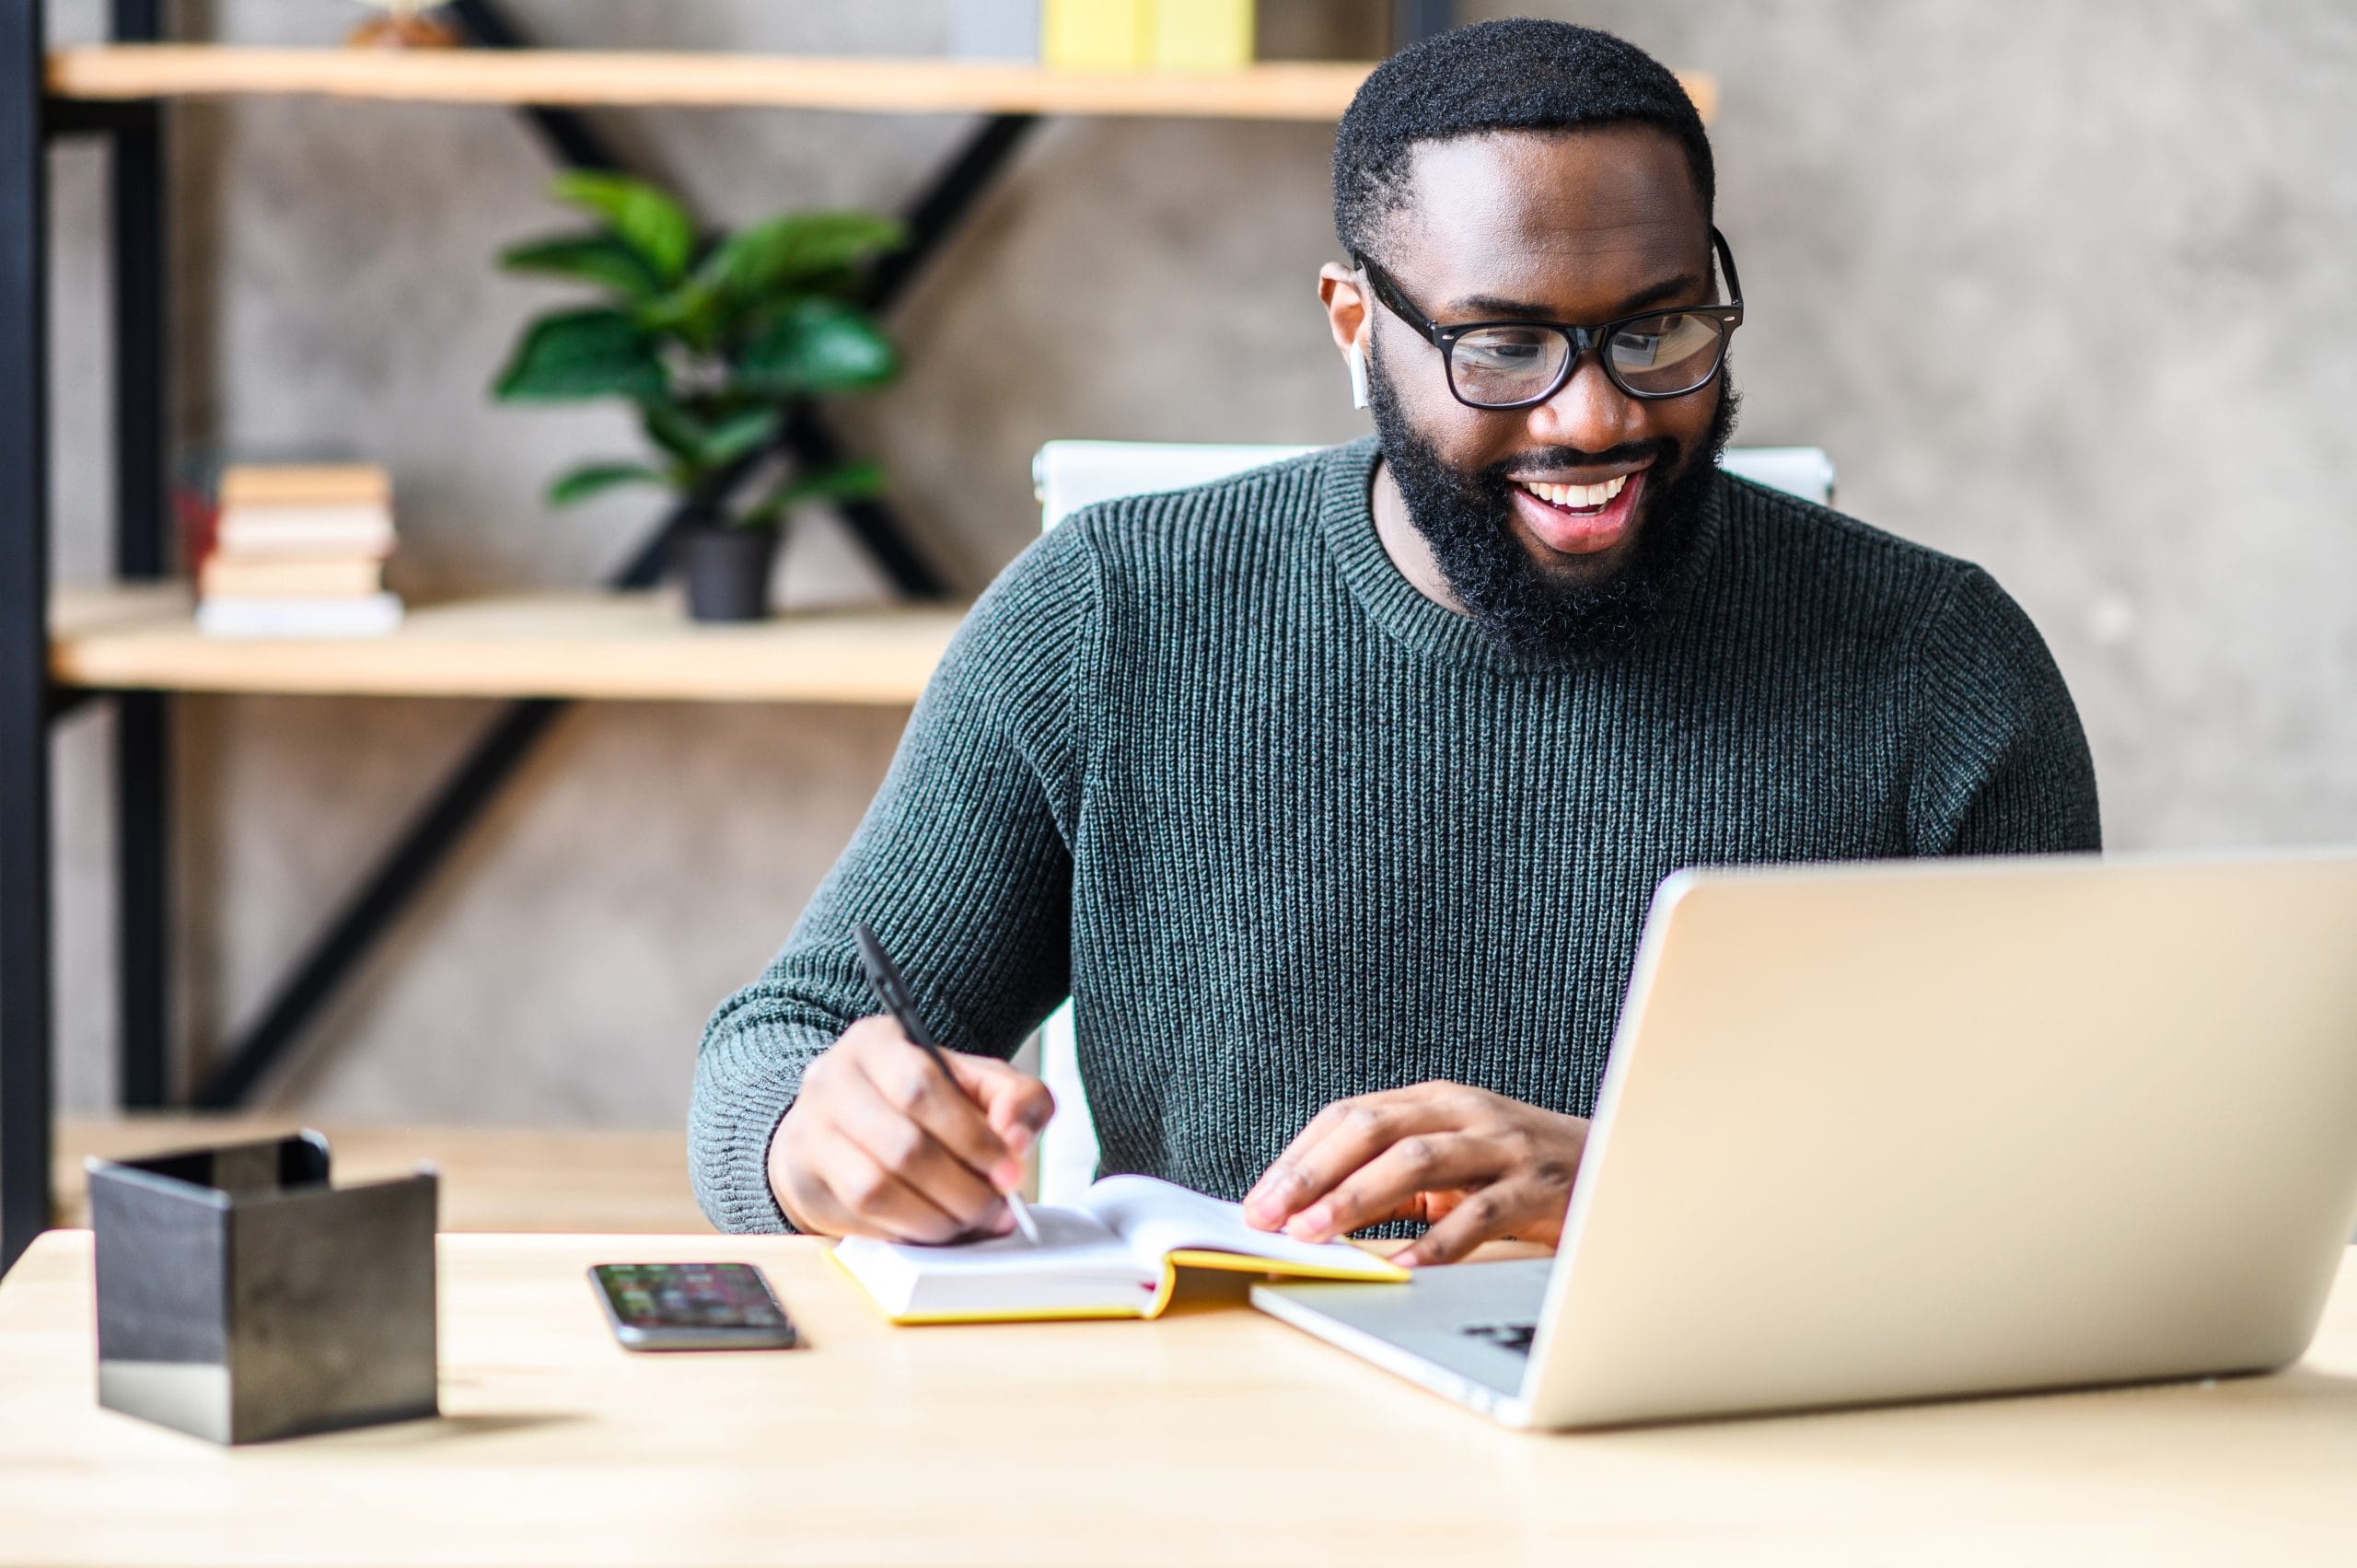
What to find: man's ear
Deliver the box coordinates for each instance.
[1318,262,1370,358]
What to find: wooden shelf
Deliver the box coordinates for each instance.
[54,1116,706,1233]
[46,45,1717,124]
[50,46,1373,119]
[49,584,958,705]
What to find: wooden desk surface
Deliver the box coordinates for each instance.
[5,1233,2354,1566]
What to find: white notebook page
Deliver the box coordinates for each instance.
[834,1205,1157,1318]
[834,1176,1399,1319]
[1078,1176,1400,1275]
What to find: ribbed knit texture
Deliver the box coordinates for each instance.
[691,438,2101,1233]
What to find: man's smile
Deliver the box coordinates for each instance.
[1509,463,1650,555]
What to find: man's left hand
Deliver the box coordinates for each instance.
[1241,1083,1591,1268]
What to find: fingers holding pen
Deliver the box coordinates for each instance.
[941,1048,1058,1185]
[840,926,1055,1246]
[771,1089,979,1243]
[813,1135,976,1246]
[770,1017,1041,1241]
[832,1065,1011,1235]
[851,1029,1028,1197]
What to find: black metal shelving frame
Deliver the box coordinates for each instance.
[0,0,1453,1272]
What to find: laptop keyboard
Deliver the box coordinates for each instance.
[1459,1320,1538,1357]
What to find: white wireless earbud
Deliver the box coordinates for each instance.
[1346,342,1370,411]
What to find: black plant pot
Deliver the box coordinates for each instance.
[679,525,779,623]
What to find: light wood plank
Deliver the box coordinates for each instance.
[0,1230,2351,1565]
[46,45,1716,124]
[49,46,1373,119]
[54,1116,708,1235]
[48,584,958,704]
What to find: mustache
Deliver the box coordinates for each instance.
[1476,437,1681,487]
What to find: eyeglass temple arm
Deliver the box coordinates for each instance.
[1711,226,1743,312]
[1351,253,1449,345]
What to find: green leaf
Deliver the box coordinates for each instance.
[737,299,899,395]
[498,233,663,301]
[779,459,887,503]
[641,402,707,462]
[699,406,783,466]
[633,281,727,350]
[493,308,667,402]
[546,462,668,506]
[549,171,697,284]
[699,211,907,300]
[744,459,886,527]
[638,403,780,470]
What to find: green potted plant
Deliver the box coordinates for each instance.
[492,172,905,621]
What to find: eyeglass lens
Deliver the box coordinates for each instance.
[1449,311,1727,406]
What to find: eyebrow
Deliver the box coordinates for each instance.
[1447,273,1708,322]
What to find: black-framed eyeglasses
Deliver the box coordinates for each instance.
[1353,227,1745,410]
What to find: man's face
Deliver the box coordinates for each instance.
[1345,124,1736,656]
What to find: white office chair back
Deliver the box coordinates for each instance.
[1023,438,1837,1202]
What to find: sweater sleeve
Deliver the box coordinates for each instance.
[688,522,1099,1233]
[1906,563,2102,857]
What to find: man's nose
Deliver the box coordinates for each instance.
[1524,353,1635,455]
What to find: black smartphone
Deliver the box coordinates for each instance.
[589,1262,800,1352]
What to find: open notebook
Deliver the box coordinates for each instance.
[831,1175,1410,1324]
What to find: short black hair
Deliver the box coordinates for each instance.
[1332,19,1714,258]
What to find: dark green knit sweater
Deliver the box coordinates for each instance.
[691,438,2100,1233]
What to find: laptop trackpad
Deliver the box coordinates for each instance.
[1254,1257,1553,1400]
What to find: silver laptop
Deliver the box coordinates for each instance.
[1251,852,2357,1430]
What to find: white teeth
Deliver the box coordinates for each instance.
[1522,474,1630,509]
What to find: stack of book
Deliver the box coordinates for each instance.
[953,0,1255,71]
[196,463,404,637]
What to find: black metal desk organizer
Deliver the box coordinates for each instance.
[86,1132,438,1445]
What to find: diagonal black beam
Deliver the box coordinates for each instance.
[191,515,683,1110]
[191,22,1034,1109]
[192,700,566,1109]
[443,0,627,173]
[780,414,941,591]
[865,110,1036,314]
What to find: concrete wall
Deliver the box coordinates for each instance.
[44,3,2357,1126]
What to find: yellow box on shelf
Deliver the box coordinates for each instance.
[1042,0,1152,71]
[1153,0,1254,71]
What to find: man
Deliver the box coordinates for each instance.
[690,20,2099,1266]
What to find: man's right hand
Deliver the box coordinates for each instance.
[767,1016,1055,1242]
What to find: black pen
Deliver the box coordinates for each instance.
[852,922,1042,1245]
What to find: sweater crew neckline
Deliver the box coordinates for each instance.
[1312,435,1728,675]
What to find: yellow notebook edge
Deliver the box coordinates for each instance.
[826,1238,1408,1325]
[1142,1246,1411,1318]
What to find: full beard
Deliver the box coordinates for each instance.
[1368,350,1741,662]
